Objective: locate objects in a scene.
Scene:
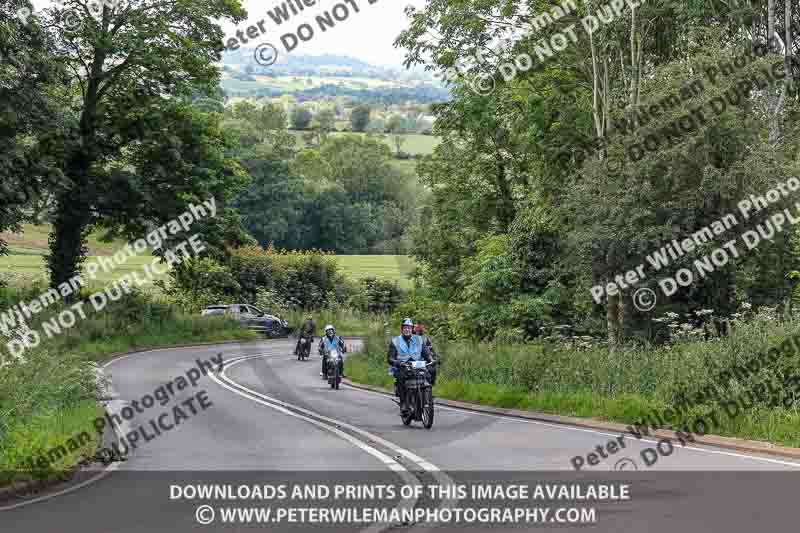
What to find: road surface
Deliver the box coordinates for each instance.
[3,339,799,532]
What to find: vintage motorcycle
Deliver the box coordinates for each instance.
[297,336,312,361]
[397,360,436,429]
[326,349,343,390]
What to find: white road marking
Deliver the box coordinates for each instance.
[214,352,460,532]
[345,383,800,469]
[0,347,274,512]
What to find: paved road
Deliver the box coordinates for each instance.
[3,339,800,532]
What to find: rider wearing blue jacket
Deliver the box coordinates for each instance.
[319,324,346,378]
[387,318,436,414]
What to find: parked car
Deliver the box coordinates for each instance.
[201,304,289,338]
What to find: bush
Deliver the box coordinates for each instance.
[229,246,339,309]
[363,277,403,314]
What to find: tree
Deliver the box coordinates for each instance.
[316,108,336,139]
[386,115,407,155]
[291,106,313,130]
[28,0,249,288]
[350,105,371,132]
[366,118,385,135]
[259,103,287,130]
[394,0,800,345]
[232,101,258,121]
[0,0,66,255]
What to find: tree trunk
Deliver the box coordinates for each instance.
[618,288,631,342]
[607,292,620,350]
[766,0,784,144]
[768,0,775,47]
[48,188,91,291]
[786,0,793,94]
[48,50,105,290]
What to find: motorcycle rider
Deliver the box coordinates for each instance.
[319,324,346,378]
[295,314,316,356]
[413,323,437,386]
[387,318,434,415]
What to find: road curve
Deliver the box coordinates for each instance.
[3,339,800,532]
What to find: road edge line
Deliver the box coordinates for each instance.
[342,379,800,463]
[0,339,264,511]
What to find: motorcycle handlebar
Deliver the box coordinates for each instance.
[396,360,437,367]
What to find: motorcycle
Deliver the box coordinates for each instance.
[326,349,343,390]
[397,360,436,429]
[297,336,311,361]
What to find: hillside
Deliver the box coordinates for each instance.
[219,50,450,103]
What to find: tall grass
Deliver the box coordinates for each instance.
[285,308,387,337]
[0,287,258,487]
[347,317,800,447]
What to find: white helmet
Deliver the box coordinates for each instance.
[324,324,335,335]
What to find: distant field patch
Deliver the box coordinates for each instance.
[0,253,168,288]
[288,131,440,155]
[2,224,125,256]
[336,255,415,289]
[0,225,166,287]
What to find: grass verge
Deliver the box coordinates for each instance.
[347,319,800,449]
[0,288,258,489]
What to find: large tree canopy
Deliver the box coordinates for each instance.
[18,0,250,287]
[398,0,800,345]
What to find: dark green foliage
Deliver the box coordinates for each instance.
[350,105,371,132]
[228,247,339,309]
[291,107,313,130]
[362,277,403,314]
[234,132,420,254]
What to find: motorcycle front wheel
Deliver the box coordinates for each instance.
[330,364,339,389]
[422,388,434,429]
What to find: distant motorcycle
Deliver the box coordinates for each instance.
[297,337,311,361]
[397,360,436,429]
[326,349,343,390]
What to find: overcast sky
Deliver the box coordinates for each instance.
[225,0,428,67]
[32,0,429,68]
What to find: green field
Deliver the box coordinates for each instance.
[1,224,165,287]
[336,255,415,289]
[289,130,440,156]
[1,253,168,287]
[221,73,418,93]
[1,226,414,288]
